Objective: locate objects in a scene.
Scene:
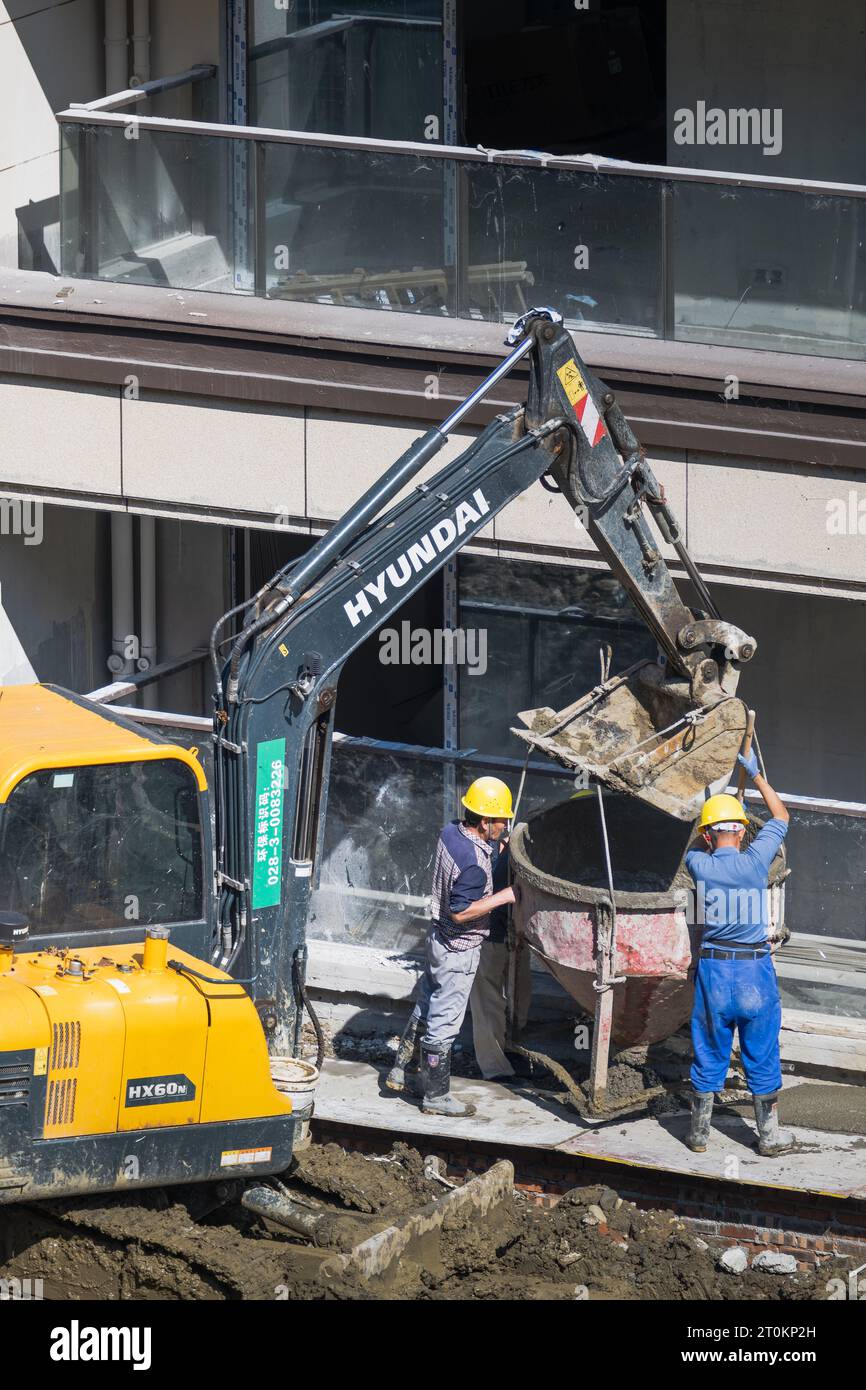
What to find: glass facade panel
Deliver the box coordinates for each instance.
[250,0,443,141]
[60,122,252,293]
[782,806,866,941]
[308,744,443,951]
[674,182,866,360]
[458,555,655,759]
[465,165,663,333]
[60,116,866,358]
[262,141,444,307]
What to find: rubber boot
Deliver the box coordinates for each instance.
[685,1090,714,1152]
[385,1015,422,1094]
[420,1040,476,1118]
[753,1092,793,1157]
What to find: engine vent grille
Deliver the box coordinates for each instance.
[50,1021,81,1071]
[0,1061,31,1107]
[44,1021,82,1129]
[46,1077,78,1127]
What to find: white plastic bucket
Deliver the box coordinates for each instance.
[270,1056,319,1151]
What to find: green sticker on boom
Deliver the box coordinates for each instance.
[252,738,286,909]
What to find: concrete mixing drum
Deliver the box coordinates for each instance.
[510,792,788,1048]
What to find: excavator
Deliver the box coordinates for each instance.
[0,308,757,1205]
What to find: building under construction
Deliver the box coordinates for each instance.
[0,0,864,1318]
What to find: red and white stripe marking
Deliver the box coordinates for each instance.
[573,391,606,448]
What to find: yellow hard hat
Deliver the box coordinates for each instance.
[462,776,514,819]
[698,793,748,830]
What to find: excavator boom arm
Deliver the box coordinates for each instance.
[214,311,755,1047]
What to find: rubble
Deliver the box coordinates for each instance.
[751,1251,799,1276]
[718,1248,749,1274]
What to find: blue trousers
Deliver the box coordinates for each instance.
[690,952,782,1096]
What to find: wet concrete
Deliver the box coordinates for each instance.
[771,1084,866,1137]
[722,1082,866,1137]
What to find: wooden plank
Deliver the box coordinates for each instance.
[782,1009,866,1042]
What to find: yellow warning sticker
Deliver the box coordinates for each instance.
[33,1046,48,1076]
[557,360,587,406]
[220,1147,273,1167]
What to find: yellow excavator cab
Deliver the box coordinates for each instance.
[0,684,206,802]
[0,686,297,1204]
[0,685,209,944]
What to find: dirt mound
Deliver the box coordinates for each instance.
[292,1141,431,1214]
[0,1143,854,1302]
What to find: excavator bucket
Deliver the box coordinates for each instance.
[512,659,749,821]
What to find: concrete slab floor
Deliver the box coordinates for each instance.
[315,1059,866,1200]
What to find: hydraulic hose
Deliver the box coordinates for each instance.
[293,952,325,1072]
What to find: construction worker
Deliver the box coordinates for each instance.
[469,836,532,1081]
[684,747,791,1157]
[385,776,516,1117]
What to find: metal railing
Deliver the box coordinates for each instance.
[58,67,866,358]
[61,66,866,195]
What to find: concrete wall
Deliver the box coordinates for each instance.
[0,505,227,708]
[153,516,228,714]
[1,378,863,599]
[0,501,109,690]
[714,582,866,805]
[150,0,219,80]
[0,0,103,271]
[667,0,866,182]
[0,0,219,275]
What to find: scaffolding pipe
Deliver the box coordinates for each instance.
[131,0,151,86]
[104,0,128,92]
[109,513,135,679]
[138,516,157,707]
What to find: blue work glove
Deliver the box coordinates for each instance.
[737,749,760,779]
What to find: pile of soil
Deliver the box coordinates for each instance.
[0,1141,852,1302]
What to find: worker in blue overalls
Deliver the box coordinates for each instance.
[684,747,791,1157]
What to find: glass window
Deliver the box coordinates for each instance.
[673,182,866,360]
[465,164,663,334]
[261,141,444,307]
[308,743,444,950]
[458,555,656,758]
[782,806,866,941]
[61,122,251,293]
[250,1,443,141]
[0,760,204,934]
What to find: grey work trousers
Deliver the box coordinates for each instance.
[410,927,482,1049]
[470,939,532,1078]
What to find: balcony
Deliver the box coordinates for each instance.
[58,66,866,360]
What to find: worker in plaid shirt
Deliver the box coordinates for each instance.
[385,777,515,1117]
